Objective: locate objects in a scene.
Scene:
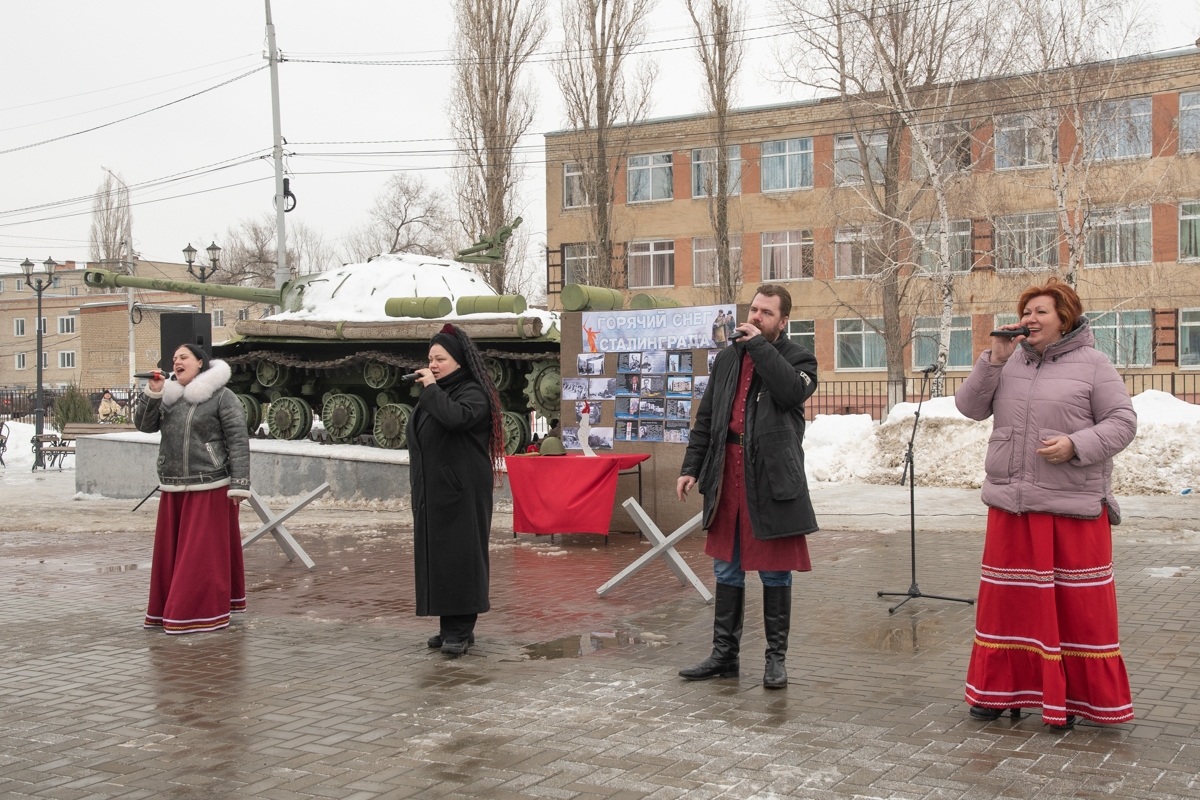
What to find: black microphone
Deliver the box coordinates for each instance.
[990,325,1030,338]
[133,371,165,379]
[401,372,422,381]
[918,364,937,374]
[729,330,747,341]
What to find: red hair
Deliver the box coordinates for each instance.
[1017,277,1083,332]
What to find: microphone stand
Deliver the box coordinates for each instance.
[877,368,976,614]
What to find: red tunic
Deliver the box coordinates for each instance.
[703,350,812,572]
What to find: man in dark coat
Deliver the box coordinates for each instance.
[677,284,819,688]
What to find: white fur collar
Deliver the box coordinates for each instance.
[162,359,232,406]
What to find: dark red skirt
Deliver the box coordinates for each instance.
[144,486,246,634]
[965,508,1133,724]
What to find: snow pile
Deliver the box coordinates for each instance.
[1112,391,1200,495]
[803,414,878,483]
[1,420,72,470]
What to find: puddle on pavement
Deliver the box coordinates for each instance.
[523,630,645,660]
[0,558,150,574]
[862,618,943,653]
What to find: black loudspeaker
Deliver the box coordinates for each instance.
[160,313,212,371]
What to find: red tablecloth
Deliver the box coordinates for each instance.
[505,453,651,535]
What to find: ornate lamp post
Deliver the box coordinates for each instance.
[183,242,221,312]
[21,257,57,470]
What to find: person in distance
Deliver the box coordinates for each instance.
[136,344,250,634]
[956,277,1136,730]
[676,285,819,689]
[98,390,123,422]
[407,323,504,656]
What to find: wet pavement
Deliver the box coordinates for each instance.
[2,470,1199,798]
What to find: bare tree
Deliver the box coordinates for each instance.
[553,0,657,289]
[88,171,132,267]
[343,174,452,263]
[686,0,746,304]
[215,215,333,287]
[450,0,547,296]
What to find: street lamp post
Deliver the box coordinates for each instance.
[183,242,221,312]
[21,257,57,470]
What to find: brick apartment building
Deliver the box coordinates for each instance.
[544,46,1200,387]
[0,260,269,390]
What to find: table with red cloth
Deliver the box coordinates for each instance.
[505,453,651,535]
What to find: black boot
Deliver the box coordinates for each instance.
[679,583,744,680]
[762,585,791,689]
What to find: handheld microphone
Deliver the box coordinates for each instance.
[133,371,165,379]
[729,330,747,341]
[990,325,1030,338]
[400,372,422,381]
[918,364,937,374]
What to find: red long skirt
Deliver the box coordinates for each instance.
[144,487,246,634]
[965,508,1133,724]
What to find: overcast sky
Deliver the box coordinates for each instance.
[1,0,1197,278]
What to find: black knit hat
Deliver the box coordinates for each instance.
[430,323,466,366]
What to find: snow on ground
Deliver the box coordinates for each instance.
[1,420,73,470]
[804,390,1200,495]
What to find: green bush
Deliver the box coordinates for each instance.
[52,384,96,432]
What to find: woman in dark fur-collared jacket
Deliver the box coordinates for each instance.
[135,344,250,634]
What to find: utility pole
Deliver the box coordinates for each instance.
[265,0,288,292]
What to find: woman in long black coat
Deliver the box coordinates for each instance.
[406,323,504,656]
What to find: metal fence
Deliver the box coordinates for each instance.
[1,387,135,423]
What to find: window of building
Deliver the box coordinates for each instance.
[835,318,886,370]
[762,230,814,281]
[1180,202,1200,261]
[627,153,673,203]
[1181,92,1200,153]
[1088,97,1152,160]
[994,313,1019,330]
[628,240,675,288]
[0,279,5,293]
[15,353,26,370]
[834,132,886,185]
[237,308,249,321]
[13,318,25,337]
[563,243,597,284]
[761,138,813,191]
[691,147,741,197]
[912,315,974,370]
[915,219,973,272]
[691,235,743,286]
[69,286,78,296]
[16,279,24,291]
[1180,309,1200,367]
[1086,207,1151,266]
[835,226,883,277]
[996,212,1059,271]
[212,309,225,328]
[52,276,61,289]
[1087,310,1152,367]
[38,317,48,335]
[911,121,971,180]
[994,113,1056,170]
[57,316,74,334]
[788,319,815,352]
[41,352,48,369]
[563,162,587,208]
[58,351,76,369]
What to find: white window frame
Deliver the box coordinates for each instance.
[16,278,24,291]
[760,138,814,192]
[41,352,49,369]
[1088,97,1152,161]
[69,286,78,296]
[995,212,1059,271]
[1179,202,1200,262]
[788,319,815,352]
[691,146,741,198]
[1087,309,1153,368]
[627,240,675,289]
[237,308,249,321]
[0,279,5,293]
[1180,308,1200,368]
[994,113,1056,170]
[835,317,887,371]
[57,316,74,335]
[52,276,61,289]
[835,226,883,278]
[38,317,48,335]
[1181,92,1200,154]
[563,161,588,209]
[563,243,597,285]
[57,351,76,369]
[212,309,225,328]
[1086,207,1152,267]
[762,230,814,281]
[13,318,25,337]
[15,353,26,370]
[691,235,743,287]
[911,121,971,181]
[834,132,886,186]
[911,315,974,371]
[627,153,673,203]
[915,219,973,273]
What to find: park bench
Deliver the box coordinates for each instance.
[33,422,139,471]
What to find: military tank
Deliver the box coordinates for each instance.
[81,254,561,455]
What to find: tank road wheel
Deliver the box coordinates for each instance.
[236,393,262,434]
[322,393,370,440]
[373,403,414,449]
[267,396,312,441]
[485,357,514,392]
[501,411,530,456]
[363,360,399,389]
[255,360,290,389]
[522,359,561,418]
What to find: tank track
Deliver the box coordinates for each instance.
[223,348,557,374]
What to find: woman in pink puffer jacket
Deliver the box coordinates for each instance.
[955,277,1137,731]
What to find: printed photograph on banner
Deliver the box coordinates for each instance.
[693,376,709,398]
[638,420,664,442]
[589,378,616,400]
[639,375,665,398]
[617,352,643,373]
[616,420,638,441]
[666,376,692,397]
[577,352,605,376]
[562,427,582,449]
[640,351,667,373]
[714,309,737,346]
[639,397,666,418]
[615,374,640,396]
[562,377,588,400]
[707,350,719,371]
[574,402,602,424]
[584,427,615,449]
[667,351,693,373]
[615,397,638,419]
[665,421,691,444]
[666,399,692,420]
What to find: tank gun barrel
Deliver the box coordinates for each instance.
[82,268,288,308]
